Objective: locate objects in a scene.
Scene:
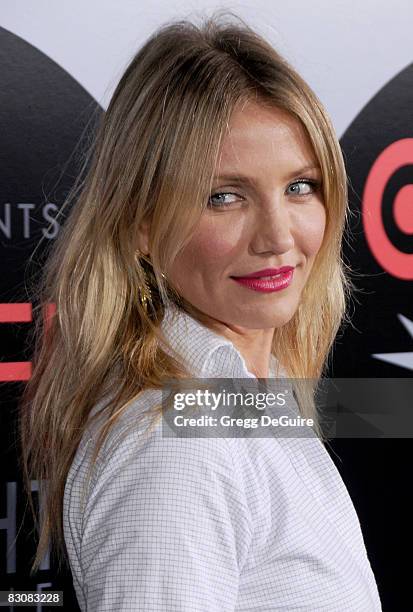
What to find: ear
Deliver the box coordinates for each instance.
[136,218,151,255]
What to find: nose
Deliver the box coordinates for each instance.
[250,203,295,255]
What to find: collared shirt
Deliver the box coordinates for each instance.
[63,303,382,611]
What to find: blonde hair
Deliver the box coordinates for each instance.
[19,10,354,574]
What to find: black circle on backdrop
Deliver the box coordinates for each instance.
[0,26,102,609]
[336,61,413,376]
[0,25,102,302]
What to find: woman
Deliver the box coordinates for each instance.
[19,11,382,611]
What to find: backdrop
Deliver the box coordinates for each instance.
[1,1,412,610]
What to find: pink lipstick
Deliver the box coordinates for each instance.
[230,266,294,293]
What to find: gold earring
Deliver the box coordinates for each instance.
[135,250,166,312]
[139,278,152,313]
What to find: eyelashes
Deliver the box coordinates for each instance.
[207,178,322,209]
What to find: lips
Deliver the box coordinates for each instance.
[231,266,295,279]
[231,269,294,293]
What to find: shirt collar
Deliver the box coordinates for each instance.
[160,302,285,379]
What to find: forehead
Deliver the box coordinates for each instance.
[216,101,316,171]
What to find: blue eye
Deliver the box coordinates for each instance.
[287,179,320,196]
[207,192,241,209]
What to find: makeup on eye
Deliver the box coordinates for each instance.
[207,177,322,209]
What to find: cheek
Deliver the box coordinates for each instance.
[297,206,326,257]
[182,221,239,270]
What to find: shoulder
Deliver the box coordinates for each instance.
[67,388,247,509]
[93,389,238,475]
[92,405,242,508]
[64,394,259,611]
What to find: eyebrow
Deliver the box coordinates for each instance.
[213,164,322,184]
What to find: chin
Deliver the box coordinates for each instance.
[263,306,297,324]
[234,309,296,329]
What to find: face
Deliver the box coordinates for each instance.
[147,101,326,333]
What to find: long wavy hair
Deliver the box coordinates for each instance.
[19,10,354,573]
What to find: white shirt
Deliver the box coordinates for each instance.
[63,303,382,611]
